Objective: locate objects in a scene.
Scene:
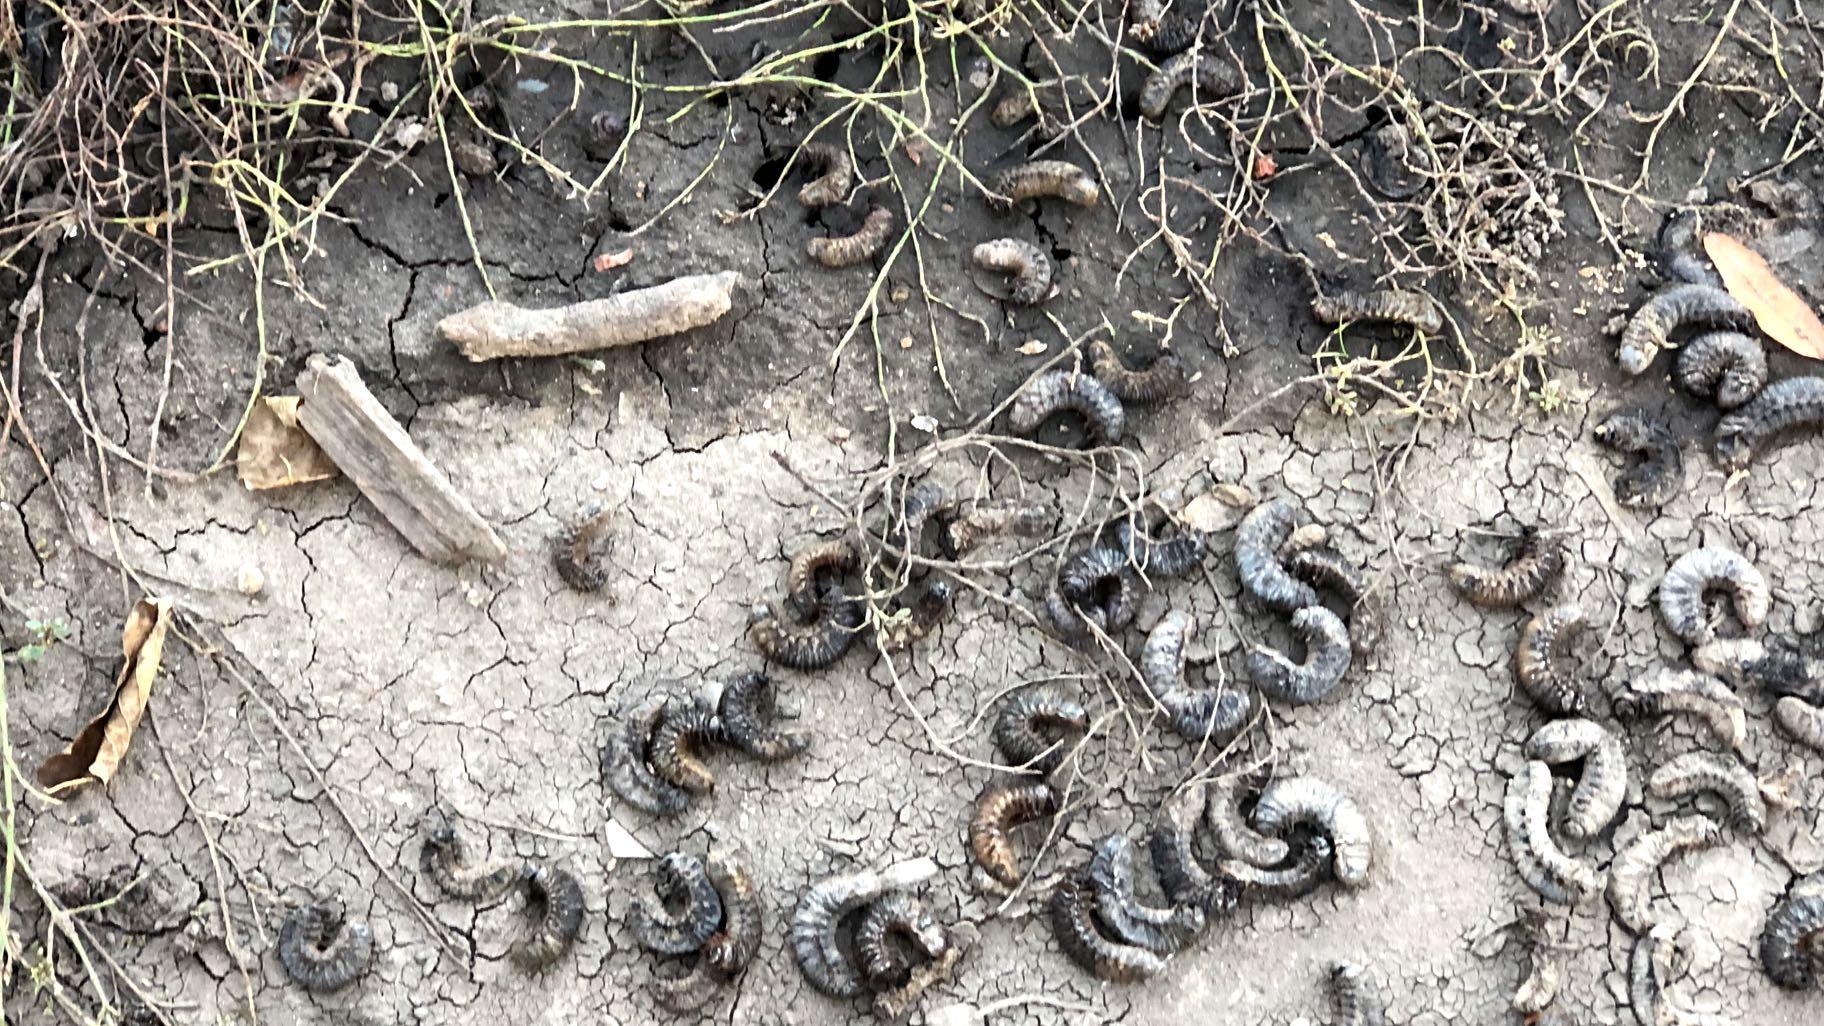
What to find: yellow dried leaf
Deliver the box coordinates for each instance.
[236,396,341,489]
[1703,232,1824,360]
[37,599,174,790]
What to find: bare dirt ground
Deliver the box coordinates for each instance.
[4,1,1824,1024]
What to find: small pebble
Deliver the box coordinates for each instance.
[236,565,265,596]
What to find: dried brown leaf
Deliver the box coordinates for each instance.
[1180,485,1254,533]
[1703,231,1824,360]
[37,599,174,790]
[237,396,340,490]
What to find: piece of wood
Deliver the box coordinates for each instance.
[295,354,507,565]
[436,271,743,361]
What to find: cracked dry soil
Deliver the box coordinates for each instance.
[5,2,1824,1025]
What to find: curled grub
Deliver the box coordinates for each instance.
[1447,527,1565,608]
[1009,370,1126,448]
[1607,815,1722,936]
[1253,775,1372,888]
[632,852,725,956]
[716,670,807,761]
[1139,50,1239,120]
[553,505,615,592]
[1617,283,1751,375]
[807,205,895,268]
[1085,834,1204,954]
[1715,375,1824,472]
[987,160,1099,211]
[1311,288,1443,335]
[511,864,584,971]
[1088,340,1190,405]
[1235,498,1319,612]
[968,780,1060,888]
[1047,869,1165,983]
[1676,331,1767,409]
[1514,602,1589,716]
[992,689,1088,774]
[973,238,1053,305]
[1246,606,1353,706]
[1658,546,1769,647]
[277,903,373,993]
[750,586,864,670]
[795,142,853,207]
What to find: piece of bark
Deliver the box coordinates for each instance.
[436,271,743,361]
[295,354,507,565]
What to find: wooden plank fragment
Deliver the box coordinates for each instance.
[295,354,507,565]
[435,271,743,361]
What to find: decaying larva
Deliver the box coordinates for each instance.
[1246,606,1353,706]
[871,940,966,1021]
[1593,410,1685,508]
[715,670,807,761]
[1085,835,1205,954]
[419,809,521,902]
[1760,885,1824,989]
[1328,961,1388,1026]
[795,142,853,207]
[1311,288,1444,335]
[991,88,1053,132]
[1048,870,1167,983]
[879,580,956,654]
[792,858,939,997]
[648,958,724,1013]
[1647,751,1768,833]
[1088,340,1190,405]
[1010,370,1126,448]
[1204,780,1290,870]
[512,864,584,971]
[1149,789,1238,913]
[1715,375,1824,471]
[987,160,1100,211]
[1113,515,1206,579]
[1448,527,1566,608]
[632,853,725,956]
[973,238,1054,306]
[601,696,692,816]
[1235,498,1321,612]
[1139,50,1240,120]
[1617,283,1752,375]
[1044,545,1139,645]
[1693,638,1823,702]
[1676,331,1767,409]
[1512,909,1564,1017]
[1614,669,1746,751]
[968,780,1060,887]
[883,482,948,559]
[1139,610,1253,743]
[553,505,615,592]
[854,891,950,991]
[806,205,894,268]
[1775,696,1824,753]
[749,586,864,670]
[941,499,1049,556]
[699,845,763,980]
[647,699,720,794]
[992,689,1089,774]
[1658,546,1770,647]
[1128,0,1206,55]
[1285,544,1381,656]
[786,539,858,618]
[1628,923,1681,1026]
[1522,718,1627,841]
[1219,835,1334,899]
[1252,776,1372,888]
[1514,602,1590,716]
[277,904,373,993]
[1606,815,1723,936]
[1506,762,1602,905]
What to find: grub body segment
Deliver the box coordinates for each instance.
[1448,528,1565,608]
[277,904,373,993]
[1715,375,1824,471]
[1658,547,1770,647]
[1618,283,1752,375]
[968,780,1060,887]
[1009,370,1126,448]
